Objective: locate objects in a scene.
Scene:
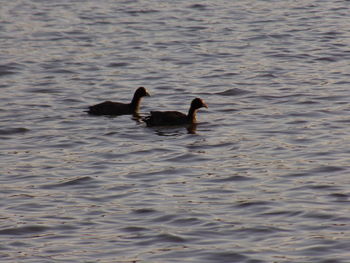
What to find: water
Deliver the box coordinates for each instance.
[1,0,350,262]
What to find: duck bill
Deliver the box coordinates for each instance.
[203,102,208,108]
[145,91,151,97]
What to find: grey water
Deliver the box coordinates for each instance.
[1,0,350,262]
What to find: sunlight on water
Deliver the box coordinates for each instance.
[1,0,350,262]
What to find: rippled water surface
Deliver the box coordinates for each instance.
[1,1,350,262]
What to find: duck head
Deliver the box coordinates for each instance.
[135,87,150,97]
[191,98,208,110]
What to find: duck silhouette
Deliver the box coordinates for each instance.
[87,87,150,116]
[143,98,207,126]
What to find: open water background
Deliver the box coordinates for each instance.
[1,0,350,262]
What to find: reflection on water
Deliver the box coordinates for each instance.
[150,123,198,136]
[1,0,350,262]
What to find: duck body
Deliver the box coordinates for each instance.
[87,87,150,116]
[145,111,190,126]
[88,101,132,115]
[144,98,207,126]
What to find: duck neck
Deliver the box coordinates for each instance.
[187,107,197,123]
[130,95,142,112]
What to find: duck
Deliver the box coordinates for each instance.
[87,87,150,116]
[143,98,208,126]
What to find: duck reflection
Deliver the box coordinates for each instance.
[187,123,197,134]
[149,123,198,136]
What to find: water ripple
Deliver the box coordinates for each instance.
[40,176,97,189]
[1,0,350,262]
[0,127,29,135]
[0,225,49,236]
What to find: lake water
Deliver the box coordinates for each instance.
[1,0,350,262]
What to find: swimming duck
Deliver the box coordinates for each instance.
[87,87,150,116]
[144,98,207,126]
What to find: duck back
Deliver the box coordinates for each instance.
[88,101,131,115]
[144,111,189,126]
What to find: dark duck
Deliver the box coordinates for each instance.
[144,98,208,126]
[87,87,150,116]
